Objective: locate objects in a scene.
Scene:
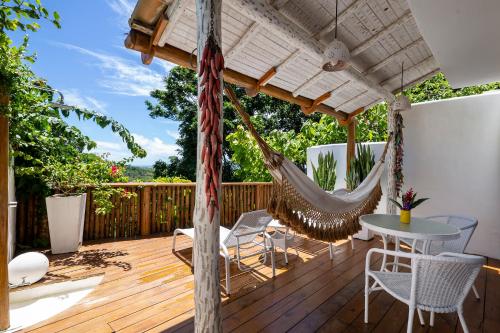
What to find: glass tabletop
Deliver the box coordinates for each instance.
[359,214,461,241]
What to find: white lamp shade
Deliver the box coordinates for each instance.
[392,94,412,111]
[322,39,350,72]
[9,252,49,287]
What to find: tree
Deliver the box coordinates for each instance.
[153,159,168,178]
[146,66,320,181]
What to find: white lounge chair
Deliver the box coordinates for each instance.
[364,248,484,333]
[172,209,275,295]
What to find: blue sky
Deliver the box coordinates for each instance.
[14,0,179,166]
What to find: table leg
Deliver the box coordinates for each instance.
[393,237,401,272]
[380,234,388,271]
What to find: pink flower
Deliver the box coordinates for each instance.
[111,165,119,177]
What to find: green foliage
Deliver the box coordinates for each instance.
[346,144,375,191]
[146,66,319,181]
[312,152,337,191]
[41,154,135,215]
[124,166,154,181]
[389,188,429,210]
[153,176,191,183]
[153,159,169,178]
[0,0,60,34]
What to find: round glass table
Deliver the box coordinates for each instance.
[360,214,460,271]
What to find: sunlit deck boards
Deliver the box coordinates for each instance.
[20,234,499,333]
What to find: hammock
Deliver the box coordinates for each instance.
[225,87,391,242]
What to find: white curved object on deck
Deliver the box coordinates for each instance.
[8,252,49,288]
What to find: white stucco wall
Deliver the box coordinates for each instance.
[403,91,500,259]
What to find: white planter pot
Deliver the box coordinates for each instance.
[46,194,87,254]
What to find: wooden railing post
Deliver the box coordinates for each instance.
[139,186,151,236]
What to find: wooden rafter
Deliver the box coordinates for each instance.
[276,49,301,73]
[141,12,169,65]
[224,22,261,63]
[257,67,277,87]
[125,30,347,121]
[363,38,425,75]
[269,0,291,10]
[157,0,189,47]
[301,91,332,115]
[351,11,413,57]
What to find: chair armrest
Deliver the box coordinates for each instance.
[365,248,422,273]
[234,229,266,238]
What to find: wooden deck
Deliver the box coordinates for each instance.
[18,233,499,333]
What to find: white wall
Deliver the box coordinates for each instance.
[403,92,500,259]
[8,165,16,261]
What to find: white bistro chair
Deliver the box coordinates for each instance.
[267,219,298,264]
[172,209,275,295]
[400,215,480,299]
[364,248,484,333]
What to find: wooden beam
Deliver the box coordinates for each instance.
[315,0,368,39]
[269,0,291,10]
[275,49,301,73]
[346,119,356,175]
[141,12,169,65]
[224,22,261,63]
[301,91,332,115]
[336,90,368,111]
[351,11,413,57]
[257,67,277,87]
[125,30,347,121]
[347,107,365,120]
[157,0,189,47]
[0,113,9,330]
[363,38,425,75]
[392,68,440,94]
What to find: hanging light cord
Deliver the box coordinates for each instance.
[334,0,338,39]
[400,61,404,92]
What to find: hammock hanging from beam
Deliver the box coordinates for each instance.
[225,86,391,242]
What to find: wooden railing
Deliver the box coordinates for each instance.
[16,182,274,245]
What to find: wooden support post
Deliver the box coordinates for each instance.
[346,118,356,174]
[194,0,223,331]
[139,187,151,236]
[0,113,10,330]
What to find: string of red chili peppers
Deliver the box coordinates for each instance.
[199,35,224,222]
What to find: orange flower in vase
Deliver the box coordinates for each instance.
[389,188,429,223]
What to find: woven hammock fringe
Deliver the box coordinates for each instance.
[267,180,383,243]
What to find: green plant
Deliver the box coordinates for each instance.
[42,155,136,215]
[389,188,429,210]
[346,144,375,191]
[312,151,337,191]
[153,176,191,183]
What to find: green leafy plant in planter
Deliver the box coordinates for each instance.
[42,155,136,215]
[312,151,337,191]
[346,144,375,191]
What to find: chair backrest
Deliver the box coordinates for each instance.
[223,210,273,248]
[411,253,484,311]
[426,215,478,253]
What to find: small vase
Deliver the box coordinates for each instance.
[400,209,411,224]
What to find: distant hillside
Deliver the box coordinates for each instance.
[125,166,154,181]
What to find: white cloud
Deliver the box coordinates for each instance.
[166,130,180,140]
[91,134,179,166]
[57,43,165,96]
[107,0,135,19]
[62,89,107,113]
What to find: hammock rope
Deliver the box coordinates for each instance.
[225,86,392,242]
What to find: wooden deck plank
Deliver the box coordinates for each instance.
[14,233,499,333]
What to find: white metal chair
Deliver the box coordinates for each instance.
[364,248,484,333]
[400,215,480,299]
[172,209,275,295]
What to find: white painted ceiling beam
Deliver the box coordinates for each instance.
[336,90,369,110]
[315,0,368,39]
[379,56,436,87]
[363,38,425,75]
[391,68,440,94]
[292,70,325,97]
[351,11,413,57]
[157,0,189,47]
[224,22,261,63]
[268,0,290,10]
[275,49,301,73]
[228,0,395,101]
